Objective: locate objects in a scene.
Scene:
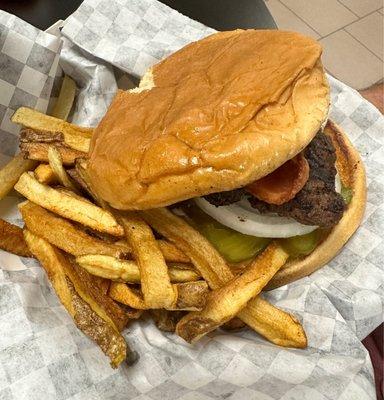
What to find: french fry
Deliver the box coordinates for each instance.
[176,244,288,342]
[73,160,189,261]
[20,142,85,165]
[20,201,127,257]
[51,75,76,120]
[171,281,209,311]
[109,283,146,309]
[34,164,58,185]
[12,107,92,152]
[99,279,111,295]
[0,154,36,200]
[15,173,124,236]
[237,297,308,347]
[118,212,177,309]
[140,208,307,348]
[125,308,143,320]
[221,318,246,331]
[65,259,129,332]
[19,201,190,262]
[109,280,209,311]
[151,309,185,333]
[157,242,190,263]
[24,229,128,331]
[20,128,63,143]
[69,280,126,368]
[76,254,200,283]
[23,229,128,367]
[48,146,79,192]
[0,218,32,257]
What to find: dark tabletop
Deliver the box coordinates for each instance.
[0,0,276,31]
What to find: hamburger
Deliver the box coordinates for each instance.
[87,30,366,289]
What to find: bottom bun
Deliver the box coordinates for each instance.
[265,120,366,290]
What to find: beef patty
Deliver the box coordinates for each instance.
[204,131,346,228]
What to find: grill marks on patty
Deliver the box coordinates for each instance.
[205,131,346,228]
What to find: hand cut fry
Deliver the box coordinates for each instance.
[20,201,126,258]
[0,154,36,200]
[19,201,190,263]
[221,318,246,331]
[172,281,209,311]
[24,229,128,331]
[51,75,76,120]
[23,229,128,367]
[151,310,185,333]
[76,254,200,283]
[109,283,146,309]
[109,280,209,311]
[20,142,85,165]
[140,208,307,348]
[15,173,124,236]
[99,279,111,295]
[20,128,63,143]
[48,146,79,192]
[69,280,126,368]
[176,243,288,342]
[237,297,307,348]
[12,107,92,152]
[34,164,58,185]
[118,212,177,309]
[0,218,32,257]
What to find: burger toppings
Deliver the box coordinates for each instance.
[204,131,346,229]
[250,131,345,228]
[245,153,309,205]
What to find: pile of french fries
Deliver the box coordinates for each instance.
[0,80,307,368]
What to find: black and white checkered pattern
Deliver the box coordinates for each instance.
[0,12,61,167]
[0,1,383,399]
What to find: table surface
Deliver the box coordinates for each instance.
[0,0,276,31]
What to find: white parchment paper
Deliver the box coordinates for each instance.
[0,1,383,399]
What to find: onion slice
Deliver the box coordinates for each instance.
[194,173,342,239]
[194,197,317,238]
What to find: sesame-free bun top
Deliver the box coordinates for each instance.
[88,30,330,210]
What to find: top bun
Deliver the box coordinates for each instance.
[88,30,330,210]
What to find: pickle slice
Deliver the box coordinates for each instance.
[341,186,353,205]
[280,230,321,258]
[184,205,270,263]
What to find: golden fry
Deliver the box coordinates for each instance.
[20,142,85,165]
[140,208,307,348]
[171,280,209,311]
[20,201,190,263]
[109,283,146,310]
[238,297,307,348]
[15,173,124,236]
[151,310,185,333]
[109,280,209,311]
[12,107,92,152]
[34,164,58,185]
[176,244,288,342]
[0,218,32,257]
[25,229,128,331]
[51,75,76,120]
[48,146,79,192]
[119,212,176,309]
[76,254,200,283]
[20,201,126,258]
[0,154,36,200]
[23,230,127,367]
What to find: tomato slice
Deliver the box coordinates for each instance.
[246,152,309,205]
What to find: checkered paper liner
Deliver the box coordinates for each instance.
[0,1,383,399]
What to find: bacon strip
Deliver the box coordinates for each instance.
[246,153,309,205]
